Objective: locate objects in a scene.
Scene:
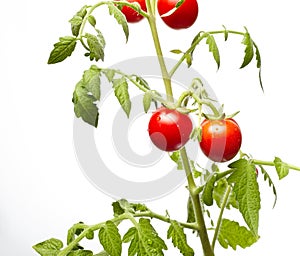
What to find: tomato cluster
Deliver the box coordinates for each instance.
[120,0,198,29]
[148,108,242,163]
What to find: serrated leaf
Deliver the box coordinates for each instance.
[32,238,63,256]
[85,32,105,61]
[123,218,167,256]
[88,15,97,27]
[143,91,152,113]
[228,159,261,236]
[68,250,93,256]
[98,221,122,256]
[186,196,195,224]
[205,33,220,69]
[259,165,277,208]
[274,157,289,180]
[71,6,88,36]
[112,77,131,117]
[167,220,194,256]
[213,179,238,209]
[107,3,129,42]
[240,29,254,68]
[48,36,77,64]
[218,219,258,250]
[103,69,116,82]
[131,75,150,90]
[72,65,101,127]
[202,174,217,206]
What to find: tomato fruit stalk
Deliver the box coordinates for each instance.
[148,107,193,151]
[200,118,242,162]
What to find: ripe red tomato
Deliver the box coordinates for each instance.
[148,107,193,151]
[120,0,147,23]
[199,118,242,162]
[157,0,198,29]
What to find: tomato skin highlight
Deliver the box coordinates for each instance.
[148,107,193,151]
[157,0,199,29]
[199,118,242,162]
[120,0,147,23]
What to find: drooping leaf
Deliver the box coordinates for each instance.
[85,32,105,61]
[72,65,101,127]
[218,219,259,250]
[123,218,167,256]
[98,221,122,256]
[213,178,238,209]
[274,157,289,180]
[228,159,261,236]
[112,77,131,117]
[170,49,183,54]
[240,28,254,68]
[253,42,264,91]
[259,165,277,208]
[205,33,220,69]
[169,151,183,170]
[70,6,88,36]
[48,36,77,64]
[88,15,97,27]
[143,91,152,113]
[32,238,63,256]
[131,75,150,90]
[167,220,194,256]
[103,69,116,82]
[107,2,129,42]
[202,174,217,206]
[222,25,229,41]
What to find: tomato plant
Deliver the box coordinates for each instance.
[200,118,242,162]
[120,0,147,23]
[157,0,198,29]
[148,107,193,151]
[34,1,300,256]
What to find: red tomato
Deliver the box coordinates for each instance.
[148,107,193,151]
[200,118,242,162]
[157,0,198,29]
[120,0,147,23]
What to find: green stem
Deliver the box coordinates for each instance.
[253,159,300,171]
[212,184,232,251]
[180,148,215,256]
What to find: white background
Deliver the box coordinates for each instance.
[1,0,300,255]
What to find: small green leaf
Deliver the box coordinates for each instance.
[186,196,195,224]
[169,151,183,170]
[69,15,83,26]
[259,165,277,208]
[107,3,129,42]
[167,220,194,256]
[143,91,152,113]
[88,15,97,27]
[72,65,101,127]
[98,221,122,256]
[213,179,238,209]
[185,53,192,67]
[222,25,229,41]
[274,157,289,180]
[103,69,116,82]
[170,49,183,54]
[131,75,150,90]
[48,36,77,64]
[85,32,105,61]
[228,159,261,236]
[32,238,63,256]
[205,33,220,69]
[202,174,217,206]
[71,6,88,36]
[218,219,259,250]
[112,77,131,117]
[240,28,254,68]
[112,201,125,217]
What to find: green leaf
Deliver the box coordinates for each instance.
[186,196,195,224]
[222,25,229,41]
[274,157,289,180]
[123,218,167,256]
[88,15,97,27]
[170,49,183,54]
[213,179,238,209]
[70,6,88,37]
[205,33,220,69]
[202,174,217,206]
[240,28,254,68]
[259,165,277,208]
[32,238,63,256]
[85,32,105,61]
[107,3,129,42]
[72,65,101,127]
[169,151,183,170]
[103,69,116,82]
[98,221,122,256]
[218,219,259,250]
[112,77,131,117]
[68,250,93,256]
[190,127,201,142]
[143,91,152,113]
[167,220,194,256]
[112,201,125,217]
[48,36,77,64]
[228,159,261,236]
[131,75,150,90]
[94,252,109,256]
